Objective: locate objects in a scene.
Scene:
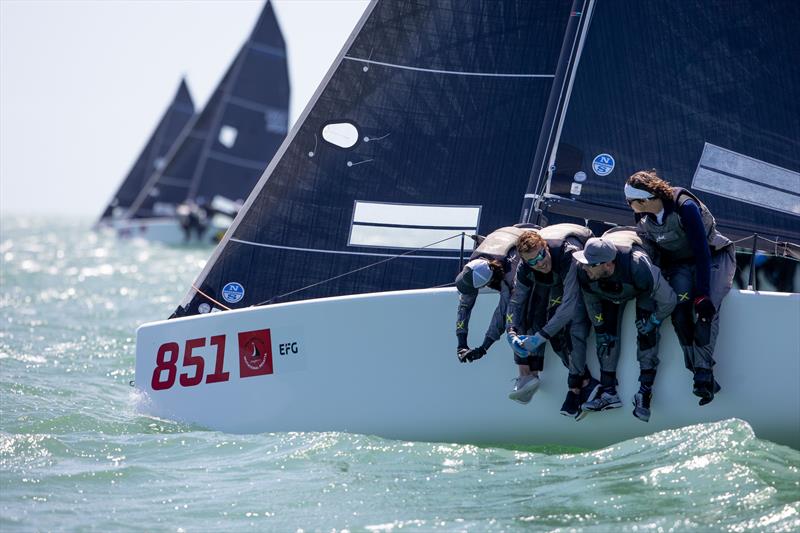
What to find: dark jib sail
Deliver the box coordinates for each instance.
[96,79,194,224]
[538,0,800,249]
[172,0,580,317]
[125,0,289,220]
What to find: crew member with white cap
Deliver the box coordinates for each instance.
[574,229,677,422]
[625,170,735,406]
[454,226,533,365]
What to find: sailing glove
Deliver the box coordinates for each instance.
[694,296,715,322]
[507,334,529,358]
[458,346,486,363]
[635,314,661,335]
[522,333,546,352]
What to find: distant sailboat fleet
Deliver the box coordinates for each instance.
[98,1,289,245]
[131,0,799,448]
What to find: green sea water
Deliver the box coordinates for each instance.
[1,215,798,532]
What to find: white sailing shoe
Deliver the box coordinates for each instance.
[508,375,540,404]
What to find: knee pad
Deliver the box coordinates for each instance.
[672,303,694,345]
[637,330,658,350]
[549,328,572,354]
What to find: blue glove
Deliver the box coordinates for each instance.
[507,334,529,357]
[635,314,661,335]
[522,333,545,352]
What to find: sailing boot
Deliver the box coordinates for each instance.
[582,389,622,412]
[560,390,581,418]
[508,374,540,404]
[693,369,721,406]
[632,388,652,422]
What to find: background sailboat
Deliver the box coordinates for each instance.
[117,0,290,245]
[95,78,194,229]
[135,0,799,448]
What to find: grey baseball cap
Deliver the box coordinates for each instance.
[573,237,617,265]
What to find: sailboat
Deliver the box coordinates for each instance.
[95,78,194,230]
[115,0,290,245]
[134,0,800,449]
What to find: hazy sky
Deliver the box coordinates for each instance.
[0,0,370,216]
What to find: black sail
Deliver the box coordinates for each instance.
[126,0,290,219]
[96,79,194,224]
[541,0,800,246]
[173,0,577,317]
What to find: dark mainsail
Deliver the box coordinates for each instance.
[537,0,800,246]
[125,0,289,219]
[172,0,579,317]
[96,79,194,224]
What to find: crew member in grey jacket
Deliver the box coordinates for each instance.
[505,224,600,417]
[576,229,677,422]
[454,226,532,364]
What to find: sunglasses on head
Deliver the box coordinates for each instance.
[526,249,546,267]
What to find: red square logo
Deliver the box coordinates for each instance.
[238,329,273,378]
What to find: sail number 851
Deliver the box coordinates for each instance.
[151,335,229,390]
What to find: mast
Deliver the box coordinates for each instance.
[519,0,595,225]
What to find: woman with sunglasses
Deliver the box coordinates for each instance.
[505,224,600,417]
[625,170,735,405]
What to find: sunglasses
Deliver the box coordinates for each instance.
[525,249,547,267]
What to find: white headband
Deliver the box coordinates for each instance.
[624,183,655,200]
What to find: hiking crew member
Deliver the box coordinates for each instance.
[575,229,677,422]
[506,224,601,418]
[454,226,532,363]
[625,170,735,405]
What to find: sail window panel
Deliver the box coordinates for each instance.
[692,144,800,216]
[353,201,480,228]
[212,105,285,161]
[218,125,238,149]
[349,225,475,251]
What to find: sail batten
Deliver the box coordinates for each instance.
[343,56,556,78]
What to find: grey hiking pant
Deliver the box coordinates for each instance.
[662,245,736,374]
[584,293,662,389]
[521,285,591,388]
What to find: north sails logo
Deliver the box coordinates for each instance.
[656,235,667,242]
[238,329,273,378]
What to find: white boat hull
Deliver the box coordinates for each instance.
[111,217,230,245]
[135,288,800,449]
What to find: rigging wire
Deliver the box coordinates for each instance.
[252,233,471,307]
